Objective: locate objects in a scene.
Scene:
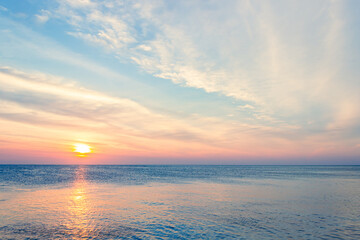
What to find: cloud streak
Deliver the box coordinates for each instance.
[3,66,351,163]
[53,0,359,127]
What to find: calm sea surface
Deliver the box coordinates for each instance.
[0,165,359,239]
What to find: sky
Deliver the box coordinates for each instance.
[0,0,359,164]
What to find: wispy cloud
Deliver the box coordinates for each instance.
[2,66,341,161]
[35,9,51,23]
[0,67,242,157]
[52,0,359,128]
[0,5,8,12]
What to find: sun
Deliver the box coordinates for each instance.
[73,143,92,157]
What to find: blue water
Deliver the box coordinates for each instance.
[0,165,359,239]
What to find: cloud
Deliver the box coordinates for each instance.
[0,66,325,159]
[237,104,255,110]
[35,10,51,23]
[0,16,136,86]
[52,1,359,124]
[0,5,8,12]
[0,67,238,155]
[63,0,94,8]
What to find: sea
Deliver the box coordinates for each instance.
[0,165,359,239]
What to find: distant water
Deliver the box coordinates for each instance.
[0,165,359,239]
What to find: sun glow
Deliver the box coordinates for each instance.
[73,143,92,157]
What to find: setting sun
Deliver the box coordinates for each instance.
[73,143,92,157]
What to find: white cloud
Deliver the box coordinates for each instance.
[0,68,226,150]
[0,16,135,85]
[1,66,324,157]
[0,5,8,12]
[238,104,255,110]
[63,0,94,8]
[35,10,51,23]
[136,44,152,52]
[53,1,355,114]
[47,0,360,143]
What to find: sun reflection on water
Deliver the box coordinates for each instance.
[64,166,97,238]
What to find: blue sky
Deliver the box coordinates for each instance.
[0,0,359,164]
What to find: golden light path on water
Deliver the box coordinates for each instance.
[0,166,256,238]
[64,166,96,238]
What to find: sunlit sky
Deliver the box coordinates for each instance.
[0,0,359,164]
